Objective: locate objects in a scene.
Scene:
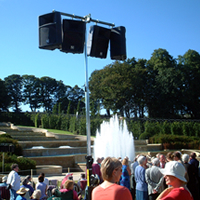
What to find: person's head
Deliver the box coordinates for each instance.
[11,163,19,172]
[152,158,160,166]
[64,180,74,190]
[2,176,7,183]
[122,157,129,165]
[159,154,166,163]
[182,154,189,163]
[134,154,140,162]
[137,156,147,166]
[22,177,29,185]
[156,153,161,159]
[80,173,86,179]
[38,175,44,183]
[173,151,181,161]
[96,157,102,164]
[31,189,41,199]
[51,188,57,196]
[25,175,31,182]
[40,173,45,177]
[16,187,29,197]
[190,152,197,159]
[166,152,174,162]
[101,157,122,182]
[160,161,187,186]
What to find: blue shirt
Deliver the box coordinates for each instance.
[16,195,26,200]
[135,165,148,192]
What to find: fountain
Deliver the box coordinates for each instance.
[93,115,135,161]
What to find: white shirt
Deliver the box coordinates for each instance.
[7,170,21,191]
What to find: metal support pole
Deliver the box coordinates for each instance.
[2,152,4,173]
[84,24,91,156]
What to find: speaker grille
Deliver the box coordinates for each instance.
[61,19,86,53]
[110,26,126,60]
[87,25,111,59]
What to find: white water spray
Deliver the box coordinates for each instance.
[93,115,135,161]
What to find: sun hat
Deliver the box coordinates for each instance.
[31,189,41,199]
[16,187,29,195]
[159,161,186,182]
[2,176,7,182]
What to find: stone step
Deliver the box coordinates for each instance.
[7,132,46,136]
[23,147,87,157]
[135,144,162,152]
[19,140,94,149]
[11,136,56,141]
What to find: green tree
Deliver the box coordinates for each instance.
[40,76,59,112]
[146,48,179,118]
[4,74,23,112]
[22,75,42,112]
[177,49,200,118]
[0,79,10,111]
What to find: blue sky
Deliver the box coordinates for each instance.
[0,0,200,111]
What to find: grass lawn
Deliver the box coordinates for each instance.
[17,125,95,137]
[46,129,74,135]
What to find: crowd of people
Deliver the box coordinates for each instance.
[91,152,200,200]
[0,163,88,200]
[0,151,199,200]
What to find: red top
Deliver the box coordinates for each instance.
[92,183,132,200]
[161,187,193,200]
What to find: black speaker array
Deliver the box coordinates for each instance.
[39,11,62,50]
[38,12,126,60]
[61,19,86,53]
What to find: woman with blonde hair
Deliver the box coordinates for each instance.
[92,157,132,200]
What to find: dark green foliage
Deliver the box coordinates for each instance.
[41,114,49,128]
[171,122,183,135]
[0,112,34,126]
[139,121,161,139]
[69,116,77,134]
[90,117,103,136]
[149,134,200,150]
[160,121,171,135]
[0,137,22,155]
[193,122,200,137]
[78,117,86,135]
[127,120,143,140]
[34,113,40,128]
[60,115,70,131]
[0,153,36,173]
[0,134,12,138]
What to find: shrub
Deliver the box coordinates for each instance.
[193,122,200,137]
[128,121,143,140]
[171,122,182,135]
[149,134,200,150]
[140,121,161,139]
[182,122,195,136]
[0,153,36,173]
[160,121,171,135]
[0,137,22,155]
[60,115,70,131]
[41,114,49,128]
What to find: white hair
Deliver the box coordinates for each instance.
[137,156,146,165]
[152,158,160,166]
[182,154,189,163]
